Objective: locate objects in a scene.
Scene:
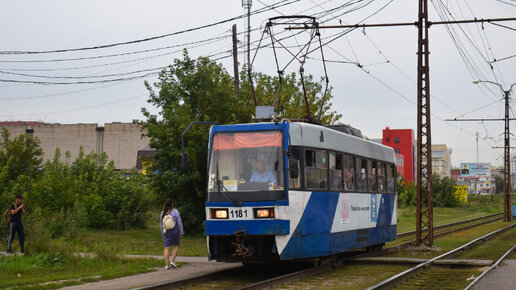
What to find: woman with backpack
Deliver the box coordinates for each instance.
[160,198,183,269]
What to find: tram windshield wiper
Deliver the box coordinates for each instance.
[211,177,241,207]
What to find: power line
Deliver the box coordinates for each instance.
[0,83,120,101]
[0,34,230,64]
[0,0,300,55]
[0,67,165,80]
[0,71,159,85]
[0,95,147,117]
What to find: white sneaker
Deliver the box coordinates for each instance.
[165,265,172,269]
[170,261,177,268]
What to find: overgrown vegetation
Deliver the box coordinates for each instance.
[0,127,154,254]
[397,174,459,208]
[29,148,152,232]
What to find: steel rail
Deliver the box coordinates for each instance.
[464,242,516,290]
[366,216,503,257]
[397,212,503,238]
[134,265,243,290]
[237,263,332,290]
[366,223,516,289]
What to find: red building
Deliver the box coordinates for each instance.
[382,127,416,183]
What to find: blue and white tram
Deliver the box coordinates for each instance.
[205,121,397,262]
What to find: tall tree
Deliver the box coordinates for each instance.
[0,128,43,195]
[140,50,239,233]
[240,70,342,124]
[140,50,342,233]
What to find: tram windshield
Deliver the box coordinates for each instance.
[208,131,285,192]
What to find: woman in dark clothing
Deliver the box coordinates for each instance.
[160,198,184,269]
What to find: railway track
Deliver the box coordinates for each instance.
[367,222,516,289]
[396,212,503,238]
[137,212,506,290]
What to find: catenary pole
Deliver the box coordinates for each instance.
[415,0,433,247]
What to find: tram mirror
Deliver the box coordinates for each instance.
[181,153,188,170]
[289,160,299,178]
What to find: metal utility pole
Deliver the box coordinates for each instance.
[503,88,511,221]
[472,80,516,221]
[242,0,252,67]
[416,0,433,247]
[232,24,240,98]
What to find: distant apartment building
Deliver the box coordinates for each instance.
[0,121,149,170]
[430,144,452,178]
[510,154,516,173]
[382,127,416,183]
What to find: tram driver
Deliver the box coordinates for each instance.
[250,160,277,183]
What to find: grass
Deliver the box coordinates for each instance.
[0,254,164,289]
[71,223,208,257]
[386,220,515,259]
[397,206,500,233]
[459,224,516,260]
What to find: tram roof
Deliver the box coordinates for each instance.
[209,121,395,163]
[289,122,395,163]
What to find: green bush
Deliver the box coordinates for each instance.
[397,175,460,208]
[397,177,416,207]
[432,174,460,207]
[26,148,153,231]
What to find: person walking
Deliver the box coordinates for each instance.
[160,198,183,269]
[7,195,25,254]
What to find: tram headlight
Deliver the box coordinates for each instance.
[254,208,275,219]
[210,209,228,219]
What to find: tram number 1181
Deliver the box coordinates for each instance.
[230,209,248,219]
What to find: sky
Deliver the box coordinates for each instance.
[0,0,515,167]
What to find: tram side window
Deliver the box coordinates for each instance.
[357,157,367,191]
[368,160,378,192]
[330,152,343,190]
[343,154,355,191]
[387,164,395,193]
[378,162,386,193]
[305,149,328,189]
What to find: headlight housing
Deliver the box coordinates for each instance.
[254,208,275,219]
[210,208,228,219]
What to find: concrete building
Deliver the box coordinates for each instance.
[382,127,416,183]
[426,144,452,178]
[510,154,516,174]
[0,121,149,170]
